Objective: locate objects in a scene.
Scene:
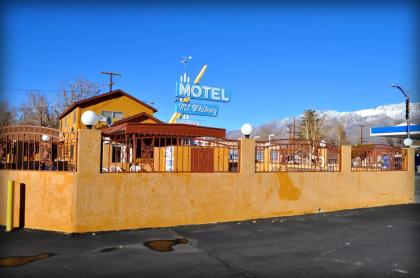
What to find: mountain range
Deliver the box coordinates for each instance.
[227,103,420,144]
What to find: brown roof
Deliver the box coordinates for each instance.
[111,112,164,125]
[59,89,157,119]
[102,123,226,138]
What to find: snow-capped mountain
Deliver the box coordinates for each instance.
[320,103,419,127]
[227,103,420,144]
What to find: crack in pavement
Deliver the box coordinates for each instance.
[171,229,257,278]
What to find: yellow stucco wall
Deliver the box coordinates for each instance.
[0,130,415,233]
[0,171,76,232]
[73,169,414,233]
[60,95,155,132]
[61,107,81,132]
[72,131,414,233]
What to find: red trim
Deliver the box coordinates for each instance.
[111,112,164,125]
[102,123,226,138]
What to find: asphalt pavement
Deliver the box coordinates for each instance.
[1,204,419,278]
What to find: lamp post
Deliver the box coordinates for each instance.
[390,84,411,146]
[241,124,253,138]
[40,134,51,169]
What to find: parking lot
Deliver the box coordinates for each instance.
[1,203,419,278]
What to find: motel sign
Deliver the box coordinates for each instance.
[175,102,219,117]
[175,81,231,118]
[176,82,231,103]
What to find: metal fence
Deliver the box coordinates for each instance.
[0,125,78,171]
[351,144,407,171]
[101,134,240,173]
[255,139,341,172]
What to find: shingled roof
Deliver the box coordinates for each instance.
[59,89,157,119]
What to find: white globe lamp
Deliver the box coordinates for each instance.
[403,138,413,147]
[81,111,99,129]
[41,134,50,142]
[320,140,327,148]
[241,123,253,138]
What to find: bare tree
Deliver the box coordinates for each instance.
[58,77,101,110]
[0,101,16,126]
[336,122,348,145]
[299,110,323,141]
[19,91,58,127]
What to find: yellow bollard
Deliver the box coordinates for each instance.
[6,180,14,232]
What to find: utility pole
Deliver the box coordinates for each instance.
[359,125,365,145]
[101,72,122,92]
[337,123,341,145]
[287,124,293,140]
[390,84,410,139]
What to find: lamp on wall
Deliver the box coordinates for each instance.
[81,111,99,129]
[319,140,327,148]
[403,138,413,147]
[241,123,253,138]
[41,134,50,142]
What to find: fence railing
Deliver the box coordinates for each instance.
[0,125,78,171]
[351,144,407,171]
[101,134,240,173]
[255,139,341,172]
[1,125,408,174]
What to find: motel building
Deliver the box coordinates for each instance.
[0,89,416,233]
[59,89,235,173]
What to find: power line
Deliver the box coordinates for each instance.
[1,88,102,94]
[1,104,68,111]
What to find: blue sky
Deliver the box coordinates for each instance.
[1,1,418,130]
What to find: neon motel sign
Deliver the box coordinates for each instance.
[176,82,231,103]
[175,82,231,117]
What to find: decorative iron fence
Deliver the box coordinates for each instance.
[101,134,240,173]
[0,125,78,171]
[351,144,407,171]
[255,139,341,172]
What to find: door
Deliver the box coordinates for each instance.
[191,148,214,172]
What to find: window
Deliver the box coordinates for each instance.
[229,149,238,161]
[270,150,279,163]
[72,111,76,124]
[70,145,75,160]
[113,112,124,119]
[256,150,264,162]
[101,111,112,118]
